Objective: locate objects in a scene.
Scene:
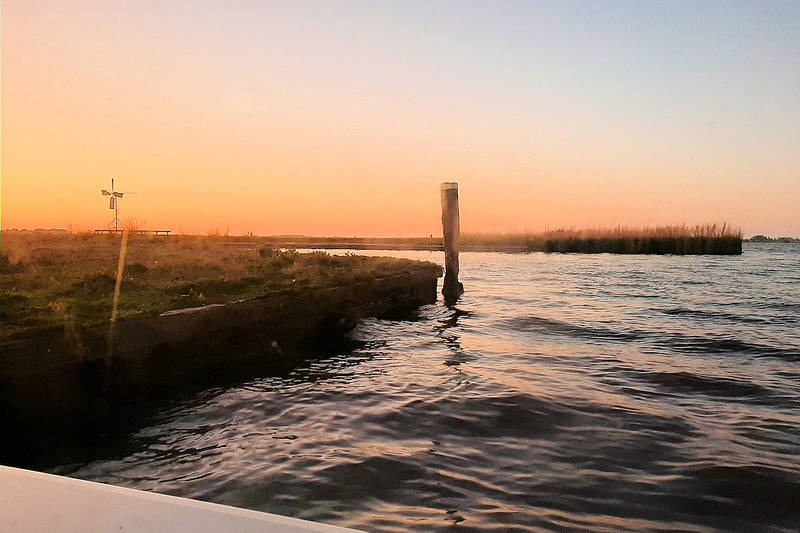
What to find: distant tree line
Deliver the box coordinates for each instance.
[747,235,800,243]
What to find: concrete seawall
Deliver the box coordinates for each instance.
[0,269,441,464]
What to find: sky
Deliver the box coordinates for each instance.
[2,0,799,237]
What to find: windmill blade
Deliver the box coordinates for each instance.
[113,192,124,198]
[101,189,111,195]
[109,197,116,209]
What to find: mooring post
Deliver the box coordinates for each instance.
[441,182,464,304]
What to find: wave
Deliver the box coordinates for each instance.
[666,464,800,527]
[661,334,800,361]
[661,307,769,324]
[625,370,774,401]
[505,315,800,361]
[505,316,641,342]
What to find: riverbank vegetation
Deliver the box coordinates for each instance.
[0,232,441,341]
[540,224,742,254]
[462,224,742,254]
[4,224,744,255]
[156,224,742,254]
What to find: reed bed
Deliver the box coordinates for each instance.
[462,224,742,254]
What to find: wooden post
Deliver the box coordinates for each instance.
[441,182,463,304]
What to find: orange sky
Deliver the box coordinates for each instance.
[2,2,799,236]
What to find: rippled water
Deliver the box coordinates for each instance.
[52,243,800,532]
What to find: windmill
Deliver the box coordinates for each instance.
[100,178,136,232]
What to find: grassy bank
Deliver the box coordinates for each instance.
[0,232,441,341]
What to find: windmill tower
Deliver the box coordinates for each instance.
[100,178,136,232]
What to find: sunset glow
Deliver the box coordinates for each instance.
[3,1,799,236]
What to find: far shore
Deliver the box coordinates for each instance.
[2,224,750,256]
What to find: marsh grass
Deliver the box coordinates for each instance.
[0,232,440,340]
[462,224,742,254]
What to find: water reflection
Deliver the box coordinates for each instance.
[434,307,470,366]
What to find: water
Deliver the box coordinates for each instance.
[50,243,800,532]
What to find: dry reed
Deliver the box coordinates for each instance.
[462,224,742,254]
